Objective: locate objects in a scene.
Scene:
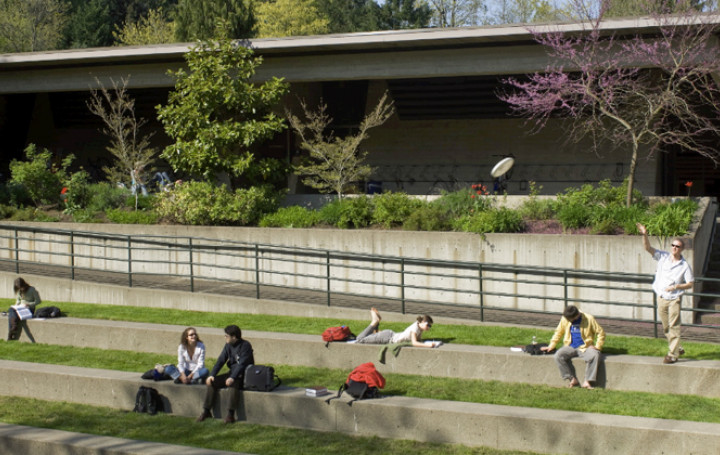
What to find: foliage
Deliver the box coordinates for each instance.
[243,157,291,190]
[112,8,174,45]
[85,183,129,213]
[556,202,592,230]
[154,181,283,226]
[62,168,92,210]
[9,144,76,208]
[288,92,394,199]
[8,207,58,222]
[255,0,330,38]
[317,197,374,228]
[377,0,432,29]
[0,204,15,219]
[62,0,112,48]
[0,0,68,52]
[454,207,525,234]
[124,194,155,211]
[371,192,423,228]
[403,203,453,231]
[486,0,570,24]
[86,77,157,190]
[642,198,698,238]
[174,0,255,41]
[105,208,158,224]
[424,0,484,27]
[259,206,321,228]
[157,28,288,183]
[315,0,380,33]
[518,181,556,220]
[500,0,720,206]
[436,185,494,218]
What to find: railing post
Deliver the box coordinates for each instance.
[326,251,331,307]
[255,244,260,299]
[479,263,484,322]
[563,270,569,308]
[14,228,19,274]
[653,293,659,338]
[127,236,133,288]
[188,238,194,293]
[70,232,75,280]
[401,258,406,315]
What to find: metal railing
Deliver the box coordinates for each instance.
[0,224,718,338]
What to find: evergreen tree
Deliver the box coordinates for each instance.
[315,0,380,33]
[377,0,432,30]
[175,0,255,41]
[63,0,112,48]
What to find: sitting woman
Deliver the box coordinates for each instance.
[175,327,209,384]
[7,277,41,341]
[355,308,438,348]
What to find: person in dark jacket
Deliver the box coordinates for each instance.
[196,325,254,424]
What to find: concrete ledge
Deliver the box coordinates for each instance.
[1,360,719,455]
[0,423,244,455]
[4,316,720,398]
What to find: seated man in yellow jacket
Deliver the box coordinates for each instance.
[540,305,605,389]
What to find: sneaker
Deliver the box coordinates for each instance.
[223,413,236,424]
[663,355,677,364]
[196,410,211,422]
[679,347,685,356]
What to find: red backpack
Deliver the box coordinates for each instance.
[326,362,385,405]
[321,325,354,346]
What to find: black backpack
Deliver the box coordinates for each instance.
[243,365,282,392]
[325,379,380,406]
[524,343,550,355]
[133,386,163,415]
[34,306,61,318]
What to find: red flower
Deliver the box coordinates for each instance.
[61,187,68,194]
[685,181,693,188]
[470,194,476,199]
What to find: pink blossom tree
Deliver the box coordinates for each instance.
[499,0,720,206]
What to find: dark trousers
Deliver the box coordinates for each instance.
[203,373,241,413]
[7,307,33,340]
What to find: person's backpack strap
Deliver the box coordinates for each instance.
[325,383,347,404]
[343,380,368,406]
[133,386,148,413]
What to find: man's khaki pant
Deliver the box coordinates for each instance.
[658,296,682,359]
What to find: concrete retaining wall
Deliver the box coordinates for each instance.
[0,423,242,455]
[4,316,720,399]
[1,360,719,455]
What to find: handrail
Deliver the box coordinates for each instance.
[0,223,717,338]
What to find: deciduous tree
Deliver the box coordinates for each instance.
[424,0,485,27]
[499,0,720,206]
[315,0,380,33]
[487,0,569,25]
[113,8,175,45]
[255,0,329,38]
[378,0,432,30]
[174,0,255,40]
[0,0,68,52]
[156,26,288,183]
[287,92,395,199]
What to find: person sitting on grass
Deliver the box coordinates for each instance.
[540,305,605,389]
[355,308,439,348]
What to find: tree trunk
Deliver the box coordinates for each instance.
[626,144,639,208]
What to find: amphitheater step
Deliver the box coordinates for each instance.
[5,316,720,399]
[1,360,719,455]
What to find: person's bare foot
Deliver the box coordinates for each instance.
[568,377,579,388]
[581,381,594,389]
[371,307,381,324]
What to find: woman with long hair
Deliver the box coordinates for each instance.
[175,327,209,384]
[355,308,438,348]
[7,277,41,340]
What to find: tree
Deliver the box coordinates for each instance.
[424,0,485,27]
[113,8,175,45]
[62,0,112,48]
[86,77,157,195]
[315,0,380,33]
[377,0,432,30]
[500,0,720,206]
[0,0,68,53]
[156,27,288,183]
[174,0,255,41]
[255,0,329,38]
[487,0,570,25]
[287,92,395,199]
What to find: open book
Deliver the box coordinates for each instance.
[424,340,443,348]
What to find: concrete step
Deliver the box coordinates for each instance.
[5,316,720,399]
[0,423,244,455]
[2,359,719,455]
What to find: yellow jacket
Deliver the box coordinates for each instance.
[547,312,605,352]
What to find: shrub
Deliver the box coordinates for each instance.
[259,206,320,228]
[105,208,159,224]
[86,183,129,212]
[318,200,343,226]
[125,194,155,211]
[643,199,698,237]
[336,196,373,229]
[454,207,524,234]
[372,192,423,228]
[8,207,58,222]
[518,181,556,220]
[556,202,592,230]
[403,204,453,231]
[63,169,92,210]
[589,204,647,235]
[0,204,15,219]
[436,186,493,217]
[9,144,67,207]
[155,181,283,225]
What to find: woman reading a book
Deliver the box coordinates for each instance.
[355,308,438,348]
[7,277,41,340]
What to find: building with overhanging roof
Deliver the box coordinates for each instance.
[0,16,718,197]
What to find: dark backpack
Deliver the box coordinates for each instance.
[243,365,282,392]
[325,362,385,406]
[322,326,354,347]
[34,306,61,318]
[524,343,550,355]
[133,386,163,415]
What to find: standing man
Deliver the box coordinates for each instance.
[637,223,694,364]
[540,305,605,389]
[196,325,254,424]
